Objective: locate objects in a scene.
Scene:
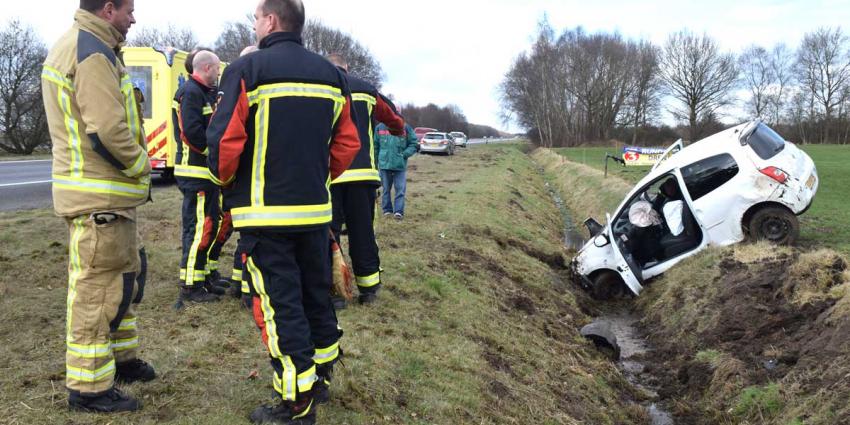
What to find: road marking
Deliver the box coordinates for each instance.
[0,159,51,165]
[0,180,52,188]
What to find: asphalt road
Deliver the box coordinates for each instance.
[0,160,53,212]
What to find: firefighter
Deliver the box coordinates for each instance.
[227,43,261,308]
[207,1,360,422]
[326,54,405,306]
[42,0,155,412]
[173,50,225,303]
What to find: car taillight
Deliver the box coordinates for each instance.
[760,166,788,184]
[440,140,448,145]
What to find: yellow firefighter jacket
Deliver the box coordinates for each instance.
[42,9,150,218]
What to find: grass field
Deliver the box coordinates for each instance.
[554,144,850,256]
[0,145,649,424]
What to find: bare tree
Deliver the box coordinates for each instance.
[795,27,850,143]
[660,30,738,141]
[214,21,256,63]
[768,43,794,125]
[303,19,384,88]
[127,24,199,51]
[739,45,774,119]
[623,41,662,143]
[0,19,48,154]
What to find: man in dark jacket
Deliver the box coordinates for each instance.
[173,50,223,303]
[206,1,360,422]
[326,54,405,306]
[376,122,417,219]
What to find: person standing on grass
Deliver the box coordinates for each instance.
[376,122,418,220]
[206,0,360,422]
[326,53,406,306]
[172,50,227,303]
[42,0,156,413]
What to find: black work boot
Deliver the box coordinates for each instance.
[358,285,381,305]
[228,278,243,298]
[241,294,254,310]
[68,387,141,413]
[313,364,334,404]
[115,358,156,384]
[249,392,315,425]
[208,270,231,289]
[180,285,220,303]
[331,296,347,311]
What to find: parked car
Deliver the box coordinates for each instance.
[450,131,468,147]
[419,132,455,155]
[571,121,819,299]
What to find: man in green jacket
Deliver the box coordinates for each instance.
[376,122,418,219]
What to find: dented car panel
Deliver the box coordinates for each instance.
[572,121,819,297]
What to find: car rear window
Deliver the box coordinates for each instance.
[681,153,739,201]
[424,134,444,140]
[745,124,786,159]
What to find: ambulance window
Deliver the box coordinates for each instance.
[126,66,153,120]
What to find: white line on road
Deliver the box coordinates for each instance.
[0,159,51,165]
[0,180,52,188]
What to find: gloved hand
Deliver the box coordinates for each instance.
[330,240,354,301]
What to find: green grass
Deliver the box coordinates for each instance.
[554,144,850,256]
[0,144,648,424]
[733,384,783,419]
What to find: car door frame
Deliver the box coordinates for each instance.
[640,168,711,280]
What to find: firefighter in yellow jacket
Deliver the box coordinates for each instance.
[42,0,155,413]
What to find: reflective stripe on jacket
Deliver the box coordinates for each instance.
[173,76,217,186]
[206,32,361,230]
[42,9,150,217]
[331,73,404,186]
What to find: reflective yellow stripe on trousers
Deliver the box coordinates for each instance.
[247,257,299,401]
[185,191,207,287]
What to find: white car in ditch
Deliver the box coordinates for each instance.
[572,121,819,298]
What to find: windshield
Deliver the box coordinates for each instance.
[746,124,786,160]
[450,133,464,138]
[424,134,444,140]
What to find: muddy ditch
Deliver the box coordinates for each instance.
[535,163,677,423]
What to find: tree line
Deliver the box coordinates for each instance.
[500,19,850,147]
[0,18,386,154]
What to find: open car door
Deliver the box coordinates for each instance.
[606,213,645,295]
[652,139,684,172]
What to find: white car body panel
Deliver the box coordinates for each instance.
[572,121,818,295]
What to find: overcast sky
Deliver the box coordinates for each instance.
[8,0,850,131]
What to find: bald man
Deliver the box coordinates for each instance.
[173,50,225,303]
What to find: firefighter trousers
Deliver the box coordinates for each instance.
[64,210,146,394]
[243,228,341,401]
[206,194,234,278]
[179,185,219,287]
[231,238,250,294]
[330,183,381,293]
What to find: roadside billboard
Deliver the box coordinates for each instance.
[622,146,665,167]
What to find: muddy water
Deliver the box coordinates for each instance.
[603,314,674,425]
[542,180,585,251]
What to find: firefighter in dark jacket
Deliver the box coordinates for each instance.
[326,54,405,306]
[206,1,360,423]
[172,50,224,303]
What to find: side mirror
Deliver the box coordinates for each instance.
[593,233,610,248]
[584,218,603,237]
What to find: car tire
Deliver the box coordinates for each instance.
[748,206,800,245]
[591,271,625,300]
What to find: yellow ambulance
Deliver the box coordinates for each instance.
[122,47,187,180]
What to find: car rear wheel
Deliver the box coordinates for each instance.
[748,206,800,245]
[591,270,626,300]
